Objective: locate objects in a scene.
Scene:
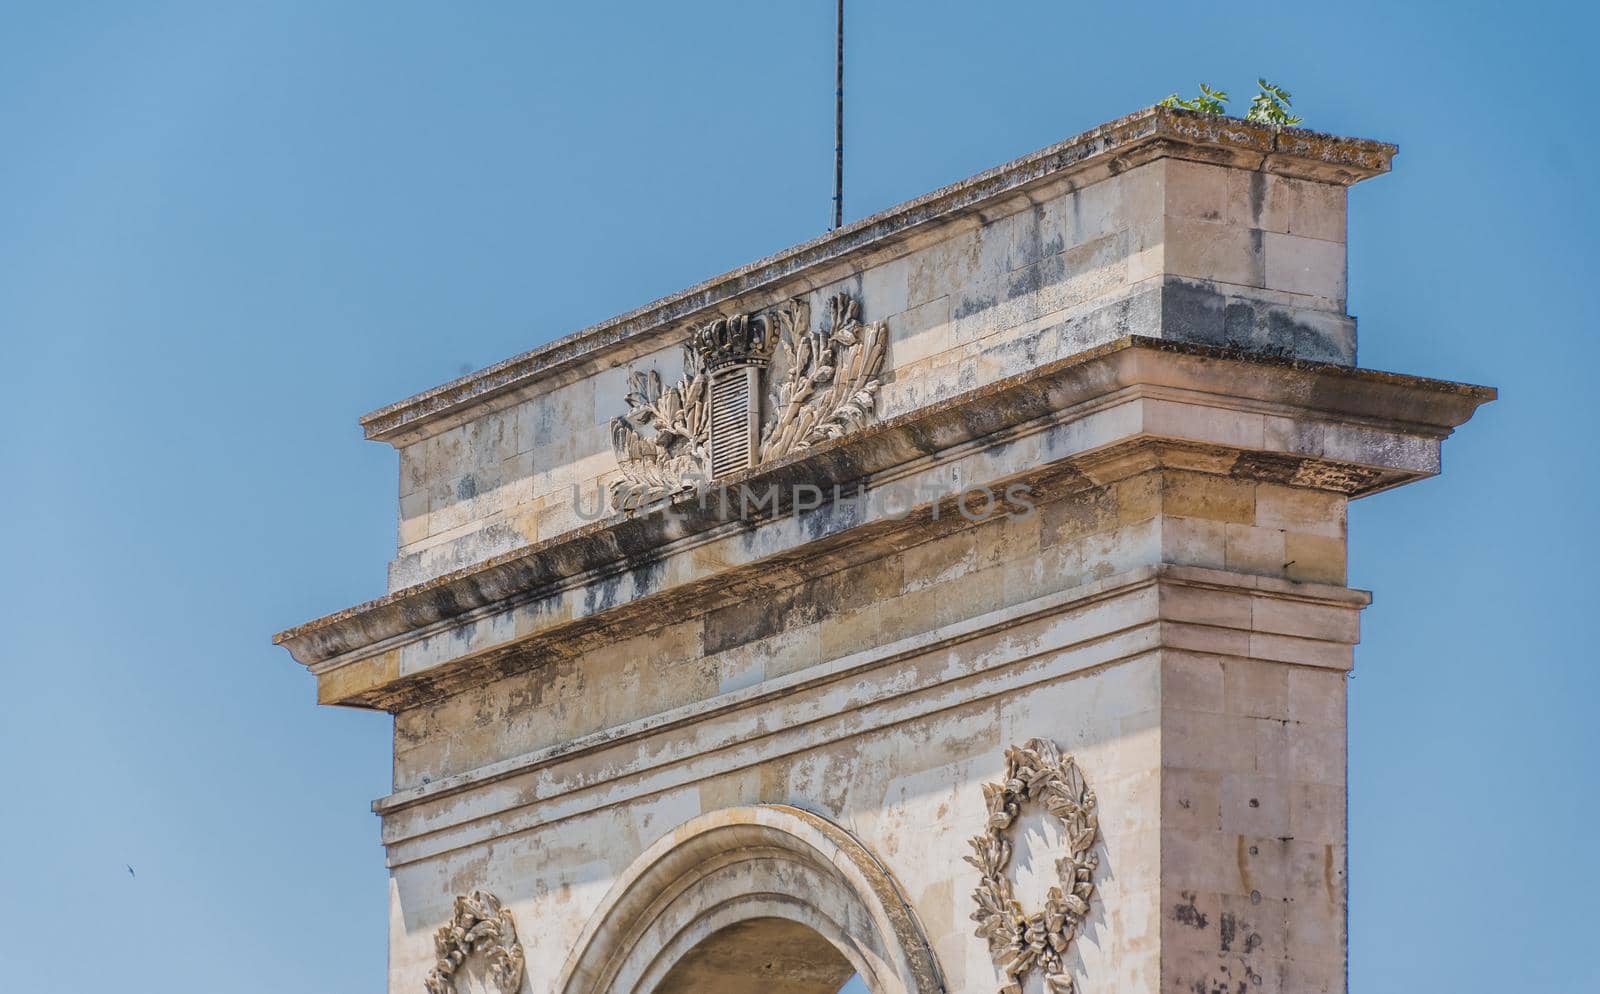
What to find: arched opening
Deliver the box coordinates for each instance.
[555,806,941,994]
[654,918,854,994]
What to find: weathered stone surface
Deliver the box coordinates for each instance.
[277,108,1487,994]
[346,110,1390,594]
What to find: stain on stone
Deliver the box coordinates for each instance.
[1174,891,1209,929]
[702,582,822,655]
[1161,278,1227,345]
[1231,451,1303,485]
[628,557,665,599]
[1244,932,1262,954]
[1268,309,1342,364]
[801,488,865,542]
[1007,253,1066,301]
[952,292,998,321]
[1216,293,1353,365]
[1248,171,1266,223]
[1011,207,1059,270]
[1220,911,1237,952]
[1055,284,1163,356]
[456,475,477,500]
[1324,843,1337,903]
[1222,299,1261,344]
[581,570,626,617]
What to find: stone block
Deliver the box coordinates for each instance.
[1223,658,1290,720]
[1289,781,1344,842]
[1163,472,1255,525]
[1162,767,1223,832]
[1164,708,1260,775]
[1284,532,1346,584]
[1121,158,1166,226]
[1161,516,1228,570]
[1288,725,1347,787]
[1164,159,1231,222]
[1162,652,1227,713]
[1264,231,1346,302]
[398,490,429,546]
[1164,217,1265,288]
[1221,772,1291,837]
[1286,668,1346,729]
[861,254,911,320]
[1225,522,1288,575]
[1255,484,1345,538]
[887,295,952,369]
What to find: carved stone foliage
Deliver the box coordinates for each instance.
[966,739,1100,994]
[760,293,888,462]
[423,891,526,994]
[608,356,711,508]
[608,292,887,510]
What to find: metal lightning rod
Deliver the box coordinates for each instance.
[832,0,844,230]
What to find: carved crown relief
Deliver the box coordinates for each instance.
[423,891,526,994]
[608,292,888,510]
[966,739,1100,994]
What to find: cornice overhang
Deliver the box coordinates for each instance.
[372,563,1374,866]
[275,338,1492,711]
[358,106,1399,447]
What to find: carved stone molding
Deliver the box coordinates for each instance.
[608,292,887,510]
[966,739,1100,994]
[556,805,944,994]
[423,891,526,994]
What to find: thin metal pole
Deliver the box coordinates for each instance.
[832,0,844,230]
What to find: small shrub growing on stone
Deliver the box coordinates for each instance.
[1160,78,1304,127]
[1159,82,1230,115]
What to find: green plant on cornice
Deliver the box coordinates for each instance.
[1246,79,1302,126]
[1160,78,1304,127]
[1159,83,1229,115]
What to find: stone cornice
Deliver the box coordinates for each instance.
[275,339,1489,710]
[370,564,1372,867]
[358,106,1398,447]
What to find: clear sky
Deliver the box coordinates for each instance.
[1,1,1594,991]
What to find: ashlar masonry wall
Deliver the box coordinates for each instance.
[385,154,1354,592]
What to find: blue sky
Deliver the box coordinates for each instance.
[1,2,1594,991]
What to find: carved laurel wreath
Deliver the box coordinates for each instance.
[423,891,526,994]
[608,292,887,509]
[966,739,1100,994]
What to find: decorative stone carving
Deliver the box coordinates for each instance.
[966,739,1100,994]
[608,356,711,508]
[692,308,783,372]
[423,891,526,994]
[608,292,887,509]
[760,293,887,462]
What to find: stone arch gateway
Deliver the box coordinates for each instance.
[275,107,1493,994]
[555,806,941,994]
